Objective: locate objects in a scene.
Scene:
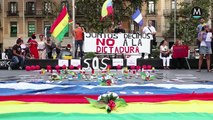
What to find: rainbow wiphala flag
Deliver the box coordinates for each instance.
[0,83,213,120]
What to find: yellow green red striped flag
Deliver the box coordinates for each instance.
[50,6,69,41]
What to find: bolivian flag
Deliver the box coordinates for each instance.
[0,93,213,120]
[50,6,69,41]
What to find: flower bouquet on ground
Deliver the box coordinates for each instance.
[140,71,155,81]
[49,73,62,80]
[86,92,127,113]
[99,75,114,86]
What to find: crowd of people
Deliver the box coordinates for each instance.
[158,18,213,71]
[3,18,213,71]
[7,34,73,70]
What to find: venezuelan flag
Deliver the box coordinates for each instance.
[101,0,113,19]
[0,94,213,120]
[0,83,213,120]
[50,6,69,41]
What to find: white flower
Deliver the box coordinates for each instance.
[107,92,119,99]
[102,93,108,97]
[112,92,119,99]
[98,95,102,101]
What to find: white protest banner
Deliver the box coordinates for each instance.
[126,58,137,66]
[58,59,69,67]
[112,59,124,66]
[70,59,81,66]
[84,33,151,54]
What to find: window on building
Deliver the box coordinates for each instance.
[149,20,157,30]
[10,22,17,37]
[148,0,155,14]
[26,2,35,14]
[44,22,51,38]
[9,2,17,14]
[44,2,52,13]
[172,0,175,9]
[28,22,35,37]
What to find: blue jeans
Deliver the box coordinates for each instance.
[75,40,83,58]
[11,56,25,68]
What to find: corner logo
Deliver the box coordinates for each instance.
[192,7,202,19]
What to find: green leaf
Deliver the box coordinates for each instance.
[85,97,106,109]
[150,76,156,79]
[140,72,146,79]
[115,98,127,108]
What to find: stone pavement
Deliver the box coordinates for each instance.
[0,70,213,84]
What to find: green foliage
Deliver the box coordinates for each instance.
[164,0,211,45]
[151,49,160,58]
[76,0,143,32]
[84,52,96,58]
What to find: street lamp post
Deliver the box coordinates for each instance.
[174,0,177,43]
[72,0,75,58]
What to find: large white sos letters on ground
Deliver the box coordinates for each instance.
[100,58,110,70]
[83,57,110,70]
[83,59,90,70]
[92,57,99,70]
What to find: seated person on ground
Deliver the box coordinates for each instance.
[9,38,25,70]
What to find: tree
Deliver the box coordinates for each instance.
[76,0,143,32]
[164,0,211,45]
[42,0,152,33]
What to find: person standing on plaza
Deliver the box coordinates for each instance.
[142,20,157,58]
[160,40,171,69]
[28,34,39,59]
[37,34,46,59]
[114,22,126,33]
[171,39,185,69]
[73,23,85,59]
[113,22,125,58]
[45,37,56,59]
[196,18,207,48]
[197,25,212,72]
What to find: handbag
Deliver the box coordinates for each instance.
[161,52,169,57]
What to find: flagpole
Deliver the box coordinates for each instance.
[72,0,75,58]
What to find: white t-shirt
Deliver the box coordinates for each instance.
[143,26,156,40]
[160,45,169,52]
[37,41,45,50]
[206,32,212,42]
[21,44,26,52]
[200,41,207,46]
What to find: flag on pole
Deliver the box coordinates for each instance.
[132,8,143,26]
[50,6,70,41]
[101,0,113,19]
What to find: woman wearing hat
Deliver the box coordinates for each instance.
[28,34,39,59]
[38,34,46,59]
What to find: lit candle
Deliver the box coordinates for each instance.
[92,69,94,74]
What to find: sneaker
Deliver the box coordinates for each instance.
[8,66,12,70]
[7,61,12,70]
[19,67,23,70]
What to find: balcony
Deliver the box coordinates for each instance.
[25,10,36,15]
[7,11,19,16]
[25,10,54,18]
[146,9,157,16]
[163,9,180,17]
